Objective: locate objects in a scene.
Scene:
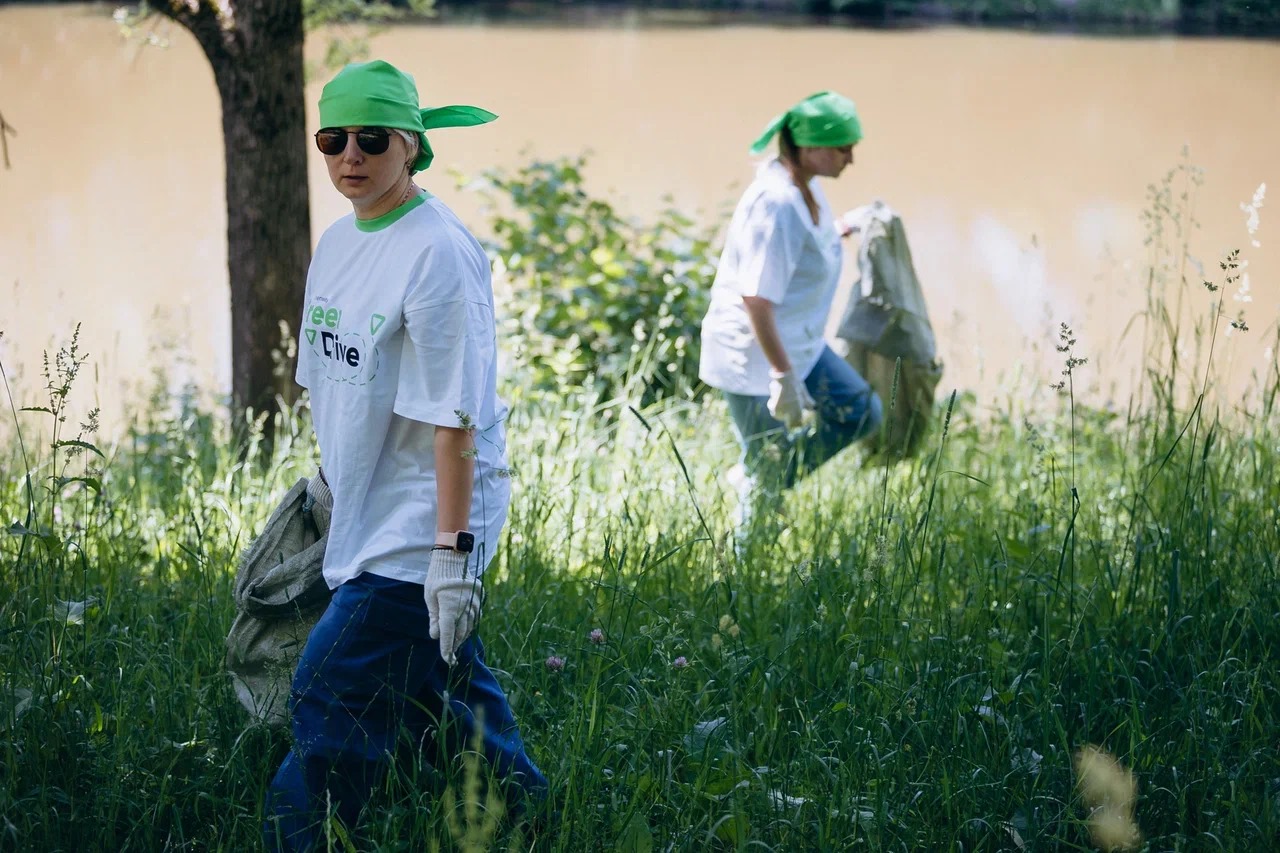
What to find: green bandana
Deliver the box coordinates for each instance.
[318,60,496,172]
[748,91,862,156]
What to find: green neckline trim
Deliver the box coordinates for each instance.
[354,191,432,232]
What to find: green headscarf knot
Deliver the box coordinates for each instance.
[318,60,497,173]
[748,91,862,156]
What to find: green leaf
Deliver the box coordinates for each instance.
[54,476,103,493]
[684,717,731,758]
[713,813,749,845]
[52,440,104,458]
[0,687,33,734]
[703,769,751,797]
[633,773,658,799]
[1003,539,1032,561]
[7,521,54,541]
[615,811,654,853]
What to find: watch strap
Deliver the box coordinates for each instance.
[435,530,475,553]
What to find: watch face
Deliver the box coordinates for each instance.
[456,531,475,553]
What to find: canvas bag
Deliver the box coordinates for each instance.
[225,472,332,727]
[833,200,944,459]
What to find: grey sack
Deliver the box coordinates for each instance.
[832,200,944,460]
[225,473,333,727]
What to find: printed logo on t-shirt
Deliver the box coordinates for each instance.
[303,299,382,385]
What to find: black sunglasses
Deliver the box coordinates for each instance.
[314,127,392,156]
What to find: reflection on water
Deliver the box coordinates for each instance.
[1,4,1277,433]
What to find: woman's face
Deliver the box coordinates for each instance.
[318,126,413,213]
[797,144,855,179]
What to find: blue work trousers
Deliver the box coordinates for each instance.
[724,345,883,493]
[263,572,547,851]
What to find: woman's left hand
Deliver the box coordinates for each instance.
[425,549,483,665]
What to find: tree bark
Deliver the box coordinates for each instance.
[161,1,311,419]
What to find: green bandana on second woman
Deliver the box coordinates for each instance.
[749,91,862,155]
[318,60,496,172]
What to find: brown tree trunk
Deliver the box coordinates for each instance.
[163,1,310,419]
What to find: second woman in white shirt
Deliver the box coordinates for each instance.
[699,91,883,539]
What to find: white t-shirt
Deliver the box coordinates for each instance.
[295,194,510,588]
[699,159,843,396]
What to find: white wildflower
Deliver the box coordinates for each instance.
[1233,272,1253,304]
[54,597,98,625]
[1240,182,1265,248]
[768,790,809,811]
[1012,748,1044,776]
[974,687,1007,725]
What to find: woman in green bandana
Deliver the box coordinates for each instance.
[699,91,883,540]
[264,60,547,850]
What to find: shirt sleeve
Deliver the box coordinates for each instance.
[294,344,310,390]
[294,260,318,390]
[735,191,807,305]
[393,240,496,429]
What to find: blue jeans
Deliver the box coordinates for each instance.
[724,346,883,495]
[263,573,547,852]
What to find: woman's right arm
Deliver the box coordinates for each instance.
[742,295,790,374]
[735,186,804,374]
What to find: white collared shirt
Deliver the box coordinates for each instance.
[699,159,842,396]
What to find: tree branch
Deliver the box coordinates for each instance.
[152,0,239,66]
[0,111,14,169]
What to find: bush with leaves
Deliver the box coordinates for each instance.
[466,156,718,406]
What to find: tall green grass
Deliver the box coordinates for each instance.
[2,169,1277,850]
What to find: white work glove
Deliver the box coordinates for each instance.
[837,209,864,238]
[425,549,483,666]
[768,369,817,431]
